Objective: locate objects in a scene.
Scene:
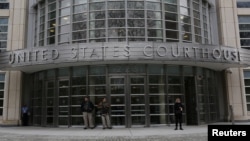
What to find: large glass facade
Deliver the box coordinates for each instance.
[34,0,211,46]
[31,65,219,127]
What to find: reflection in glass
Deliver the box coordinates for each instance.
[149,85,165,93]
[131,96,144,104]
[150,115,167,124]
[108,1,125,9]
[89,30,106,38]
[131,85,144,94]
[132,116,145,125]
[90,12,105,20]
[128,11,144,18]
[89,86,106,95]
[72,117,83,125]
[166,30,178,39]
[73,13,87,22]
[72,31,86,40]
[90,2,105,11]
[111,86,124,94]
[149,95,165,104]
[59,117,68,125]
[168,85,181,93]
[108,29,126,37]
[59,98,68,106]
[108,11,125,18]
[131,106,145,114]
[111,96,125,105]
[60,16,70,25]
[108,19,125,27]
[59,88,68,96]
[128,20,145,27]
[90,21,105,29]
[128,1,144,9]
[74,4,87,13]
[165,12,178,21]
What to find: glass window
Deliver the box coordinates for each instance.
[238,16,250,49]
[108,1,125,9]
[0,73,5,116]
[74,0,87,5]
[0,2,9,9]
[0,18,8,51]
[108,29,126,37]
[74,4,87,13]
[108,19,125,27]
[128,1,144,9]
[147,2,161,10]
[89,2,105,11]
[60,0,71,8]
[166,30,178,39]
[237,1,250,8]
[244,70,250,111]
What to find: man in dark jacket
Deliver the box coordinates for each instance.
[81,96,94,129]
[174,98,184,130]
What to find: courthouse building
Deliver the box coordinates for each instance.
[0,0,250,128]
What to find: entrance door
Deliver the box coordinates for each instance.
[58,79,70,127]
[110,76,126,127]
[184,76,198,125]
[45,80,55,126]
[109,76,147,128]
[129,76,147,127]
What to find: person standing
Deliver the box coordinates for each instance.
[174,98,184,130]
[21,104,29,126]
[97,98,112,129]
[81,96,95,129]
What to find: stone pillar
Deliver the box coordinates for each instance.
[2,71,22,125]
[217,0,249,121]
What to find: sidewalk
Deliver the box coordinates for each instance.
[0,124,208,141]
[1,122,250,141]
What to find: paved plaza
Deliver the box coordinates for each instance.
[0,122,249,141]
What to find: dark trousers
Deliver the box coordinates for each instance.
[22,113,29,126]
[175,113,182,128]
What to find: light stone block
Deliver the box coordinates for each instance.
[11,25,21,41]
[225,8,235,22]
[227,38,237,47]
[233,104,244,116]
[10,40,20,50]
[237,9,250,15]
[226,23,236,38]
[0,10,10,16]
[224,0,233,8]
[13,9,21,25]
[14,0,21,9]
[232,87,243,104]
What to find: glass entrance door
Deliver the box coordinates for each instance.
[109,76,147,128]
[129,76,146,127]
[58,79,70,127]
[45,80,55,126]
[110,76,126,127]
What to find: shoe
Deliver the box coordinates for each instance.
[84,127,87,129]
[91,127,95,129]
[108,127,112,129]
[180,128,184,130]
[174,127,178,130]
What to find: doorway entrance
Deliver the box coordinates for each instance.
[109,75,147,128]
[184,76,198,125]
